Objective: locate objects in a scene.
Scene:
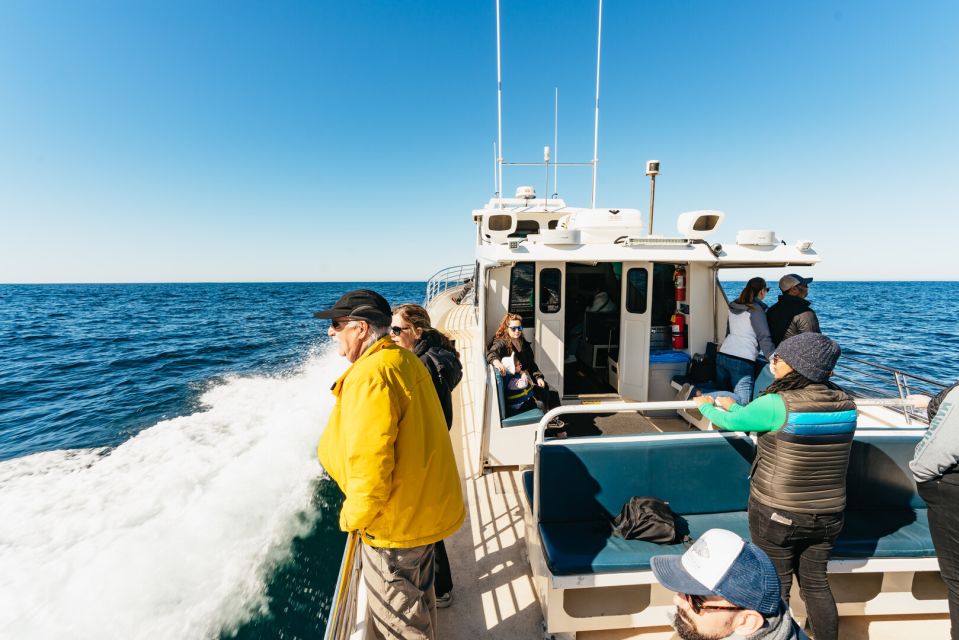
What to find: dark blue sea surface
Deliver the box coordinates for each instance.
[0,280,957,640]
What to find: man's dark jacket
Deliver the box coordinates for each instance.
[766,295,820,346]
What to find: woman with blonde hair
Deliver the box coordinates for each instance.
[391,303,463,608]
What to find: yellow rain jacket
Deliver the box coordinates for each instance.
[318,337,465,548]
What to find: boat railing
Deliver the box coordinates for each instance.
[323,530,362,640]
[424,263,475,307]
[832,354,949,425]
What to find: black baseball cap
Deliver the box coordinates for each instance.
[313,289,392,325]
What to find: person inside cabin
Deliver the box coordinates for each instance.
[314,289,465,640]
[565,287,617,364]
[693,333,854,640]
[390,303,464,609]
[487,312,565,436]
[651,528,808,640]
[714,278,776,406]
[910,380,959,639]
[765,274,820,346]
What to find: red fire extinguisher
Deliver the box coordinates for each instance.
[671,311,686,349]
[673,267,686,302]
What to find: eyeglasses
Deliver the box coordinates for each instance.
[390,325,413,336]
[771,354,781,365]
[683,593,744,615]
[508,325,523,332]
[331,318,358,331]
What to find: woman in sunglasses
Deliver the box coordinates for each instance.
[693,332,854,640]
[715,277,775,406]
[487,313,564,436]
[390,303,463,608]
[390,304,462,431]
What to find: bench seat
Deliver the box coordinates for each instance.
[523,431,934,578]
[493,367,544,428]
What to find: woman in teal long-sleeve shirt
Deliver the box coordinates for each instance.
[692,332,856,640]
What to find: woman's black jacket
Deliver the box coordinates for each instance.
[485,335,545,382]
[414,331,463,430]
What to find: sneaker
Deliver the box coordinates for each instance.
[678,383,696,401]
[564,355,577,364]
[436,591,453,608]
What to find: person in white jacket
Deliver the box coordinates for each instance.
[715,278,776,406]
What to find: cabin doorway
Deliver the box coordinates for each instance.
[562,262,622,396]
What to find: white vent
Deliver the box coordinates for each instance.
[736,230,779,246]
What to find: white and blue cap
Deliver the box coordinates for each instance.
[650,528,780,616]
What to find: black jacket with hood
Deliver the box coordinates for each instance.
[414,331,463,430]
[766,294,820,346]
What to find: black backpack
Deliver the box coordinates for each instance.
[611,496,689,545]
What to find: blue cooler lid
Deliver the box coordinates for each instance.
[649,350,691,364]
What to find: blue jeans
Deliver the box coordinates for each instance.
[715,353,755,406]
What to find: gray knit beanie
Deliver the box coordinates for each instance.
[774,333,841,383]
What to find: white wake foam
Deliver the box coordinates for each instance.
[0,346,347,640]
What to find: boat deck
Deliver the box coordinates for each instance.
[438,302,545,639]
[434,302,949,639]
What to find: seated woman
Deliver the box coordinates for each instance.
[487,313,565,436]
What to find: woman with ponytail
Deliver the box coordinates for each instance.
[715,277,775,406]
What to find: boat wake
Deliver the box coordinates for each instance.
[0,346,347,640]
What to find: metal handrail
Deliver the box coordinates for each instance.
[529,397,926,523]
[424,263,474,308]
[833,354,949,425]
[324,531,362,640]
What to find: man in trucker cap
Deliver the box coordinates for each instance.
[651,528,807,640]
[315,289,464,639]
[766,274,820,346]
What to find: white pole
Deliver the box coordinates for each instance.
[493,141,498,196]
[553,87,559,197]
[496,0,504,207]
[590,0,603,208]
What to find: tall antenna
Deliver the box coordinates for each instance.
[590,0,603,208]
[553,87,559,198]
[493,141,498,196]
[495,0,504,206]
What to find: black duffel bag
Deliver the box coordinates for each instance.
[611,496,686,544]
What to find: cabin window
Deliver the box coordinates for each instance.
[509,262,536,327]
[509,220,540,238]
[539,268,561,313]
[487,214,513,232]
[625,268,648,314]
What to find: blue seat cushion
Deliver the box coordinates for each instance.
[523,469,534,504]
[502,406,545,427]
[834,509,934,558]
[539,513,750,576]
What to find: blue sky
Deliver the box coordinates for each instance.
[1,0,956,283]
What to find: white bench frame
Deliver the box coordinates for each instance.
[523,415,949,635]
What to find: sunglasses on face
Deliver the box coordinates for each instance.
[508,325,523,332]
[390,325,413,336]
[683,593,744,615]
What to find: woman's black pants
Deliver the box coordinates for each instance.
[748,498,843,640]
[918,477,959,639]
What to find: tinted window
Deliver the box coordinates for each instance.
[539,268,561,314]
[625,268,648,313]
[509,262,536,327]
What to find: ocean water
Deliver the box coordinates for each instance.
[1,280,958,640]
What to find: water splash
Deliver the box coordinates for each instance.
[0,347,347,640]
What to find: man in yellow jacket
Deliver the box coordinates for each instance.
[315,289,465,640]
